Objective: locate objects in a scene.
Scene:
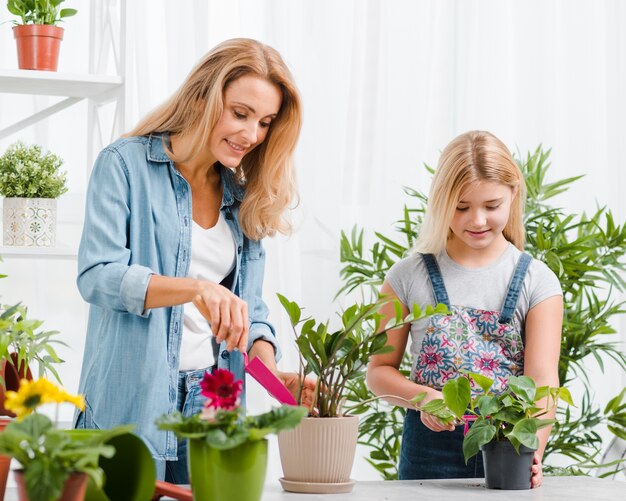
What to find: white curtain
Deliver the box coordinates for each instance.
[1,0,625,477]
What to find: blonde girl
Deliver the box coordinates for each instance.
[367,131,562,487]
[75,38,313,483]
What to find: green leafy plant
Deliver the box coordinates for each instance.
[0,378,131,501]
[277,294,447,418]
[0,301,65,385]
[420,373,572,463]
[338,146,626,478]
[6,0,77,25]
[157,368,307,450]
[0,141,68,198]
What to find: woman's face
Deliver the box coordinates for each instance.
[209,74,282,169]
[448,180,516,254]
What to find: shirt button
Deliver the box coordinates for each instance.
[221,351,229,359]
[184,216,188,226]
[237,246,242,253]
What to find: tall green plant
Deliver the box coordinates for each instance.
[339,146,626,478]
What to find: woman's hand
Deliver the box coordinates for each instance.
[277,371,317,410]
[192,281,249,352]
[531,452,543,488]
[418,390,456,432]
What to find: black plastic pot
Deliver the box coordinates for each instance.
[480,440,535,490]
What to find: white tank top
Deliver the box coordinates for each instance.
[180,212,236,371]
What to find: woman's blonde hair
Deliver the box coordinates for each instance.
[125,38,302,240]
[414,130,526,254]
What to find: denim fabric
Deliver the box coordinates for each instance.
[399,409,484,479]
[154,367,209,484]
[74,133,280,467]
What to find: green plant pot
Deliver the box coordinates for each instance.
[188,438,267,501]
[481,440,535,490]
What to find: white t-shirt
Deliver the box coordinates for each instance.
[180,213,236,371]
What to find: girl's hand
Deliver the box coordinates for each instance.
[418,390,456,432]
[531,452,543,488]
[192,282,249,352]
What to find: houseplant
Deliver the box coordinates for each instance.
[0,377,131,501]
[0,141,68,247]
[157,368,307,501]
[7,0,78,71]
[275,293,445,493]
[338,146,626,478]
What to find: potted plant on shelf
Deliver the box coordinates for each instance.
[0,377,131,501]
[420,372,573,490]
[0,141,68,247]
[157,368,307,501]
[275,294,445,494]
[6,0,78,71]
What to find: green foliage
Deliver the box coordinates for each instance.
[0,142,68,198]
[422,373,570,463]
[338,146,626,478]
[157,405,307,451]
[0,302,65,385]
[6,0,77,25]
[0,413,131,501]
[277,293,447,418]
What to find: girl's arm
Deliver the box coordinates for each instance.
[523,294,564,487]
[366,281,454,432]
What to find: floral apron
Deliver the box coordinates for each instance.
[398,252,532,480]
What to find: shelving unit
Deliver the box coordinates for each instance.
[0,0,127,259]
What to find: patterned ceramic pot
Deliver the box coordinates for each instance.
[3,197,57,247]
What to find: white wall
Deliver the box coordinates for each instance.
[0,0,625,481]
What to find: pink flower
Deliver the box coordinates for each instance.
[200,369,243,410]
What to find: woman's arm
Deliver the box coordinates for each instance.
[523,294,564,487]
[366,282,454,432]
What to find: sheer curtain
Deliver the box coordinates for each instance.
[0,0,624,478]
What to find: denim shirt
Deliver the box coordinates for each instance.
[75,133,280,460]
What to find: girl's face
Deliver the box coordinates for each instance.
[209,74,282,169]
[448,180,516,255]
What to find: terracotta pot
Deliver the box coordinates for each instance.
[15,471,87,501]
[277,416,358,493]
[0,354,33,417]
[13,24,64,72]
[0,418,10,501]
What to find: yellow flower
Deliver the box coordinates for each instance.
[4,378,85,420]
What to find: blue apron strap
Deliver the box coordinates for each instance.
[498,252,532,324]
[421,253,451,309]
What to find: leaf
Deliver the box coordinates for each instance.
[508,375,536,403]
[442,377,471,419]
[467,372,493,394]
[508,418,539,452]
[463,420,496,464]
[276,293,301,326]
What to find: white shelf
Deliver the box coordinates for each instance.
[0,245,77,259]
[0,69,123,103]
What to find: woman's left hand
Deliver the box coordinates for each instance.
[277,371,316,410]
[531,452,543,488]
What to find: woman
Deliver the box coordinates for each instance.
[75,38,313,482]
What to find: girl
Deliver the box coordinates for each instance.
[75,38,313,483]
[366,131,563,488]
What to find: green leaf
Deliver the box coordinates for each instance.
[508,418,539,451]
[508,375,536,403]
[463,420,496,463]
[467,372,493,394]
[442,377,471,419]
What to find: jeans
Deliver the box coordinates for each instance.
[155,367,211,484]
[399,409,484,480]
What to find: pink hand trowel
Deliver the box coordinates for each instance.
[243,352,298,405]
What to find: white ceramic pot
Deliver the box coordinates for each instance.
[2,197,57,247]
[277,415,358,493]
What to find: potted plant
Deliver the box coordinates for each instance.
[0,377,131,501]
[419,372,573,489]
[157,368,307,501]
[274,294,444,493]
[0,141,68,247]
[6,0,77,71]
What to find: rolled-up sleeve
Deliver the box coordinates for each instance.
[77,147,154,317]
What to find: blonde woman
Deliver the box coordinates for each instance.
[366,131,562,487]
[75,38,313,483]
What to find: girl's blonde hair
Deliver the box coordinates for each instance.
[125,38,302,240]
[414,130,526,254]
